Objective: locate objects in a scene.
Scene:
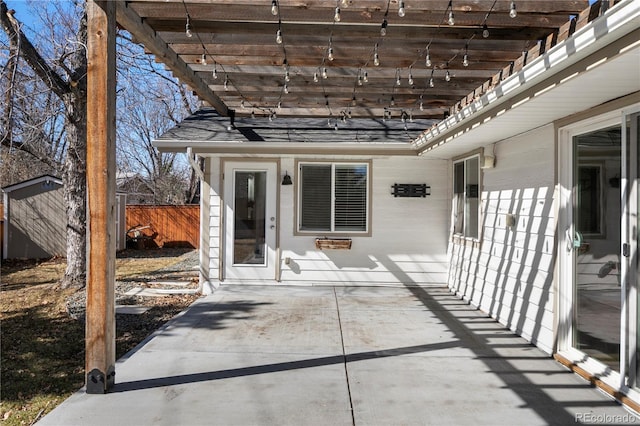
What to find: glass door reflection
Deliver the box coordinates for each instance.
[233,171,266,265]
[573,126,622,370]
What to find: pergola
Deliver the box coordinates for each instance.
[85,0,606,393]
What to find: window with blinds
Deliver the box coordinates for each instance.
[299,163,369,233]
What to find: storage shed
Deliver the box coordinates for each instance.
[2,175,66,259]
[2,175,127,259]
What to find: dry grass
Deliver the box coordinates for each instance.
[0,249,199,426]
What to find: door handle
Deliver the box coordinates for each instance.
[565,228,582,252]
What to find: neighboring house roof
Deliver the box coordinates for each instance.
[1,175,63,193]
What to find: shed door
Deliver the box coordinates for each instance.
[223,161,278,281]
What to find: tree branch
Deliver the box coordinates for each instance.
[0,1,70,99]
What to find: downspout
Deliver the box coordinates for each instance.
[186,147,205,181]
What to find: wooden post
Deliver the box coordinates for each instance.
[85,0,116,394]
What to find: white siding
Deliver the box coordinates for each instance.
[279,155,450,285]
[448,124,557,354]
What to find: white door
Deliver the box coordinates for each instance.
[558,108,639,392]
[223,161,278,281]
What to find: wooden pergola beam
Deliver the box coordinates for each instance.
[86,0,116,394]
[114,1,230,116]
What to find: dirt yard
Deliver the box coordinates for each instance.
[0,249,200,426]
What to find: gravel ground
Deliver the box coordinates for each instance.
[66,249,200,319]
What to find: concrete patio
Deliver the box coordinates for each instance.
[39,284,638,426]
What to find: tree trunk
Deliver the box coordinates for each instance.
[61,93,87,289]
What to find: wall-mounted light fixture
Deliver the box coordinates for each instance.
[282,172,293,185]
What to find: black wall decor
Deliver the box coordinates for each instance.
[391,183,431,198]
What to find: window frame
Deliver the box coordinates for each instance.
[294,160,372,236]
[452,151,482,242]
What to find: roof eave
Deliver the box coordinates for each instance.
[412,0,640,155]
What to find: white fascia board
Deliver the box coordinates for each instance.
[413,0,640,152]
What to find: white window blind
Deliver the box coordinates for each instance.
[299,163,368,233]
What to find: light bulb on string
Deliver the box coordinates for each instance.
[276,29,283,44]
[374,43,380,66]
[419,95,424,111]
[363,71,369,83]
[395,69,401,86]
[380,19,388,36]
[390,96,395,106]
[357,73,363,86]
[509,1,517,18]
[224,76,229,90]
[185,17,193,38]
[463,44,469,67]
[313,71,319,83]
[271,0,278,16]
[201,53,207,66]
[328,47,334,61]
[277,101,282,110]
[445,70,451,82]
[284,69,290,82]
[425,48,432,67]
[398,0,405,17]
[482,24,489,38]
[447,1,454,25]
[240,100,245,109]
[334,6,341,22]
[212,64,218,79]
[408,66,414,85]
[351,95,357,106]
[429,69,435,87]
[284,83,289,94]
[322,67,328,79]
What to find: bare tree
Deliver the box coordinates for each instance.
[116,35,198,204]
[1,0,86,288]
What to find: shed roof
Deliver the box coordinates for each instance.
[1,175,62,193]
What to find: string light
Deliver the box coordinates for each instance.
[398,0,405,17]
[463,43,469,67]
[241,100,246,109]
[334,6,341,22]
[509,1,517,18]
[313,71,319,82]
[445,69,451,82]
[322,67,328,79]
[390,96,395,106]
[419,95,424,111]
[224,75,229,90]
[363,71,369,83]
[357,72,363,86]
[185,15,193,38]
[212,64,218,79]
[276,29,283,44]
[284,83,289,94]
[429,68,435,87]
[425,47,432,67]
[351,94,357,106]
[374,43,380,66]
[271,0,278,16]
[380,18,388,36]
[447,1,455,25]
[328,47,334,61]
[408,66,414,85]
[201,53,207,66]
[395,69,401,86]
[277,101,282,110]
[284,68,290,82]
[482,24,490,38]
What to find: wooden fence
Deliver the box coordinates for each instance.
[126,205,199,249]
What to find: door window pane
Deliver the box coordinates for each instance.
[233,171,266,265]
[453,156,479,239]
[573,127,621,370]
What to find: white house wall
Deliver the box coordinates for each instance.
[203,155,450,287]
[448,125,557,354]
